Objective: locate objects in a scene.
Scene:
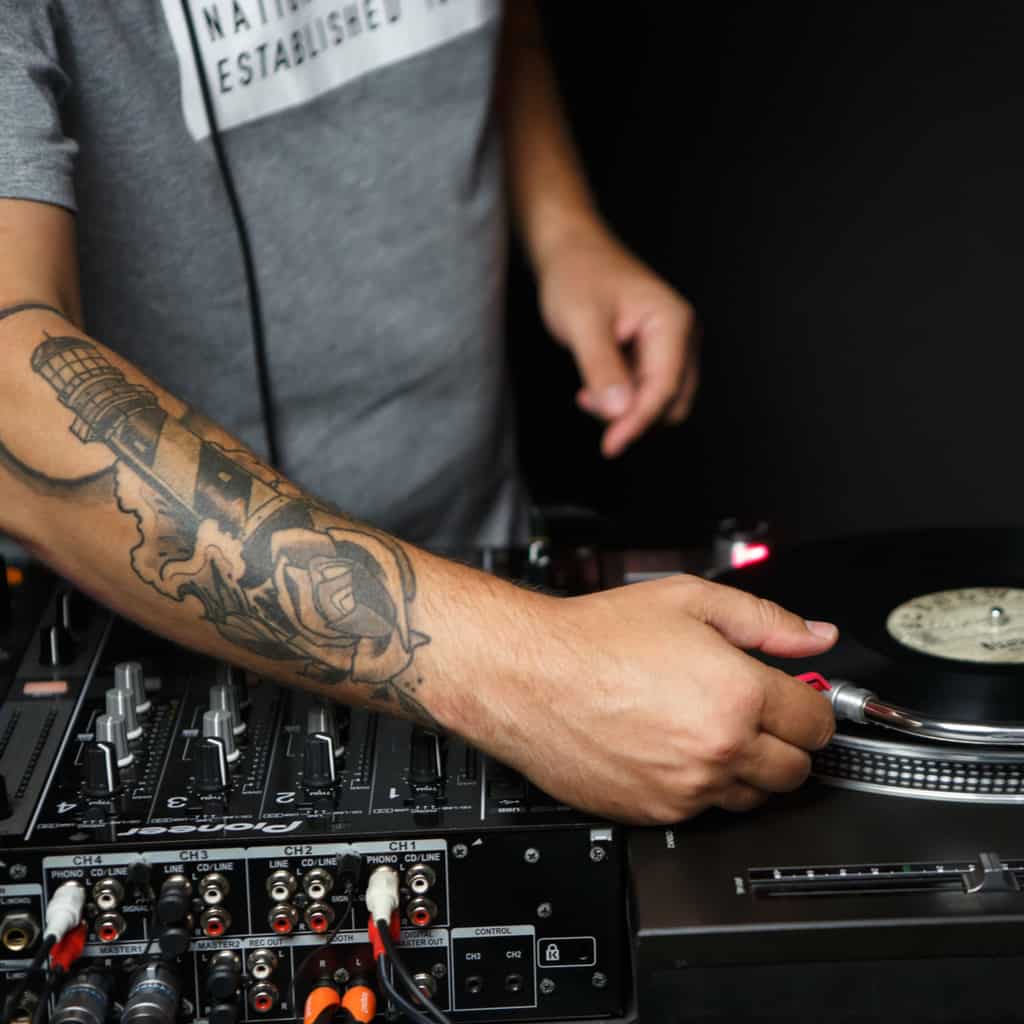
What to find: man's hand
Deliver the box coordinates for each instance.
[450,575,837,824]
[537,227,699,458]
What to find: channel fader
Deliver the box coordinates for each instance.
[0,564,628,1023]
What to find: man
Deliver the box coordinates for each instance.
[0,0,836,823]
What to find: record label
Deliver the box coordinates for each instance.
[885,587,1024,664]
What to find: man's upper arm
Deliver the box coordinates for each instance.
[0,2,81,319]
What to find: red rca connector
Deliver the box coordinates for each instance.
[798,671,832,693]
[367,911,400,961]
[49,923,87,971]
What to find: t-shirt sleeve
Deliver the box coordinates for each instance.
[0,0,77,211]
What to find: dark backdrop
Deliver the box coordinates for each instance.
[509,1,1024,548]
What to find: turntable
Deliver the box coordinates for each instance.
[630,527,1024,1023]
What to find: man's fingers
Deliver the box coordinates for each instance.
[566,315,635,420]
[713,781,770,814]
[693,579,839,658]
[759,665,836,751]
[735,731,814,792]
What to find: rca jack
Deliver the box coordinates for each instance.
[265,870,297,903]
[95,912,126,943]
[199,872,230,906]
[302,867,334,901]
[405,863,436,896]
[268,904,298,935]
[249,983,280,1015]
[91,877,125,912]
[247,948,278,982]
[406,896,437,929]
[303,903,335,934]
[200,907,232,938]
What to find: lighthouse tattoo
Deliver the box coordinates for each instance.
[30,334,431,716]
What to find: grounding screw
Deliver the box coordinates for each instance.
[589,846,606,863]
[539,979,556,996]
[452,844,469,860]
[431,962,447,979]
[333,968,350,985]
[524,848,540,864]
[536,902,552,919]
[9,865,27,881]
[592,972,608,989]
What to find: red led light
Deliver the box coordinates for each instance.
[730,541,771,569]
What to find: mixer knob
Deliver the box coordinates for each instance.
[202,709,239,763]
[209,683,245,737]
[105,688,142,741]
[303,733,336,788]
[114,661,151,715]
[220,663,250,710]
[39,620,74,667]
[95,714,133,767]
[195,738,230,793]
[306,702,344,759]
[83,742,121,796]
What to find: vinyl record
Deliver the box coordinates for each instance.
[718,527,1024,724]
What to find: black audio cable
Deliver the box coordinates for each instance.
[293,889,353,985]
[177,0,281,467]
[376,961,433,1024]
[375,924,450,1024]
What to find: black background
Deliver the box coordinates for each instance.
[509,1,1024,549]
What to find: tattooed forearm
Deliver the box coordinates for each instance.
[25,330,434,722]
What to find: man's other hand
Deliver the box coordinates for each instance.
[538,227,699,458]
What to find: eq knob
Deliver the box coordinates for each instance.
[194,738,230,793]
[115,661,151,715]
[105,688,142,741]
[209,683,245,737]
[303,733,336,788]
[202,709,239,763]
[39,620,74,667]
[83,742,121,796]
[307,702,345,759]
[95,714,133,767]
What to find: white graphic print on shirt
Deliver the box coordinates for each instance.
[161,0,500,140]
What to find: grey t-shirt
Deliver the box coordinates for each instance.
[0,0,527,552]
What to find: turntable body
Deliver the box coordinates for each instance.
[631,528,1024,1022]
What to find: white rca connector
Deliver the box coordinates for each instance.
[365,865,400,924]
[44,880,86,941]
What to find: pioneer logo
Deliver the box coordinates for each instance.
[118,821,303,837]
